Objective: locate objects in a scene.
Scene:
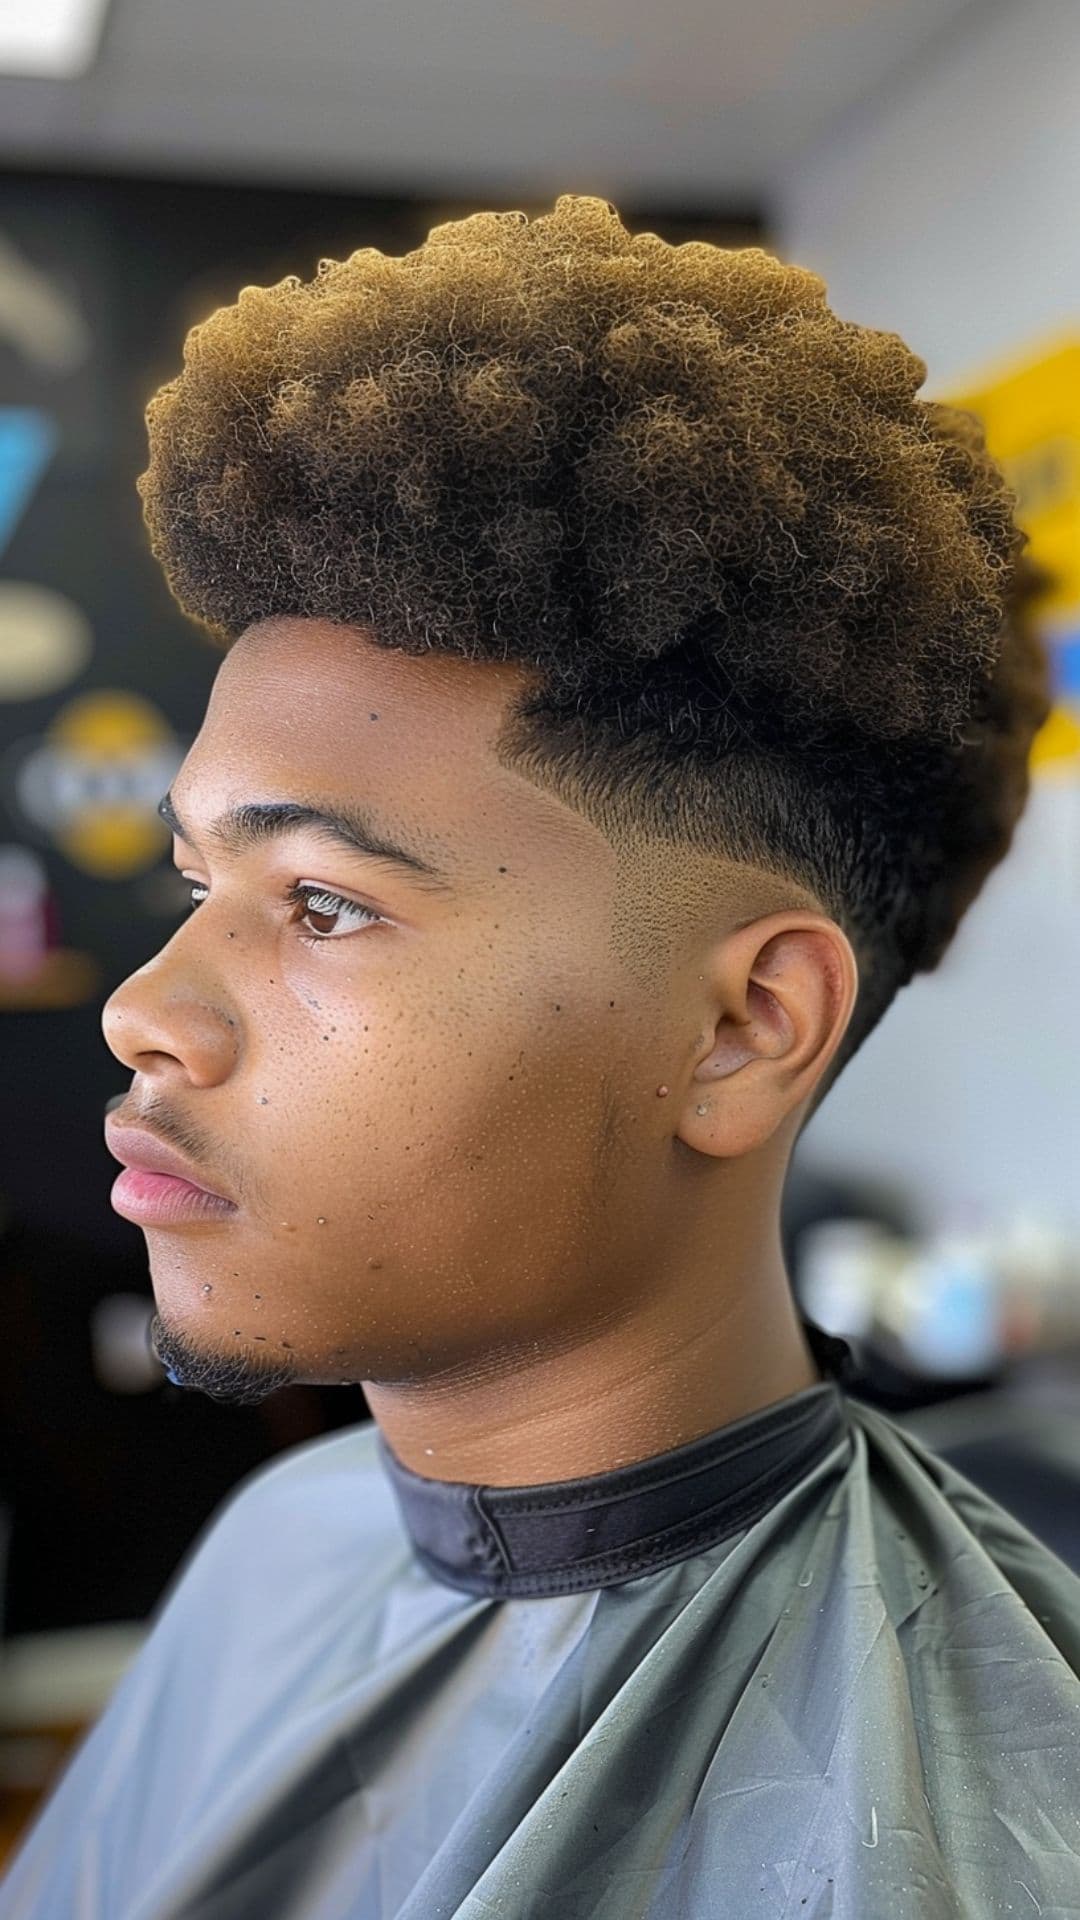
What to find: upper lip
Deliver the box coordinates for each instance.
[104,1122,234,1203]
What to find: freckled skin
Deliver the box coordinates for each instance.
[102,617,857,1484]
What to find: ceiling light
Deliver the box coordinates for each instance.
[0,0,113,79]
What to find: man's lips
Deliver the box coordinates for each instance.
[104,1122,234,1203]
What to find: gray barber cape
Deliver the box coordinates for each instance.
[3,1320,1080,1919]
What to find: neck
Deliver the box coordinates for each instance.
[364,1226,821,1488]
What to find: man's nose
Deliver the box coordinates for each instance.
[100,968,240,1083]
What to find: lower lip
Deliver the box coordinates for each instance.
[110,1167,238,1226]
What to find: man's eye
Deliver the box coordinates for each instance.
[183,881,384,943]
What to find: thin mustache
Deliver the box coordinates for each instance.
[104,1096,236,1199]
[105,1095,203,1153]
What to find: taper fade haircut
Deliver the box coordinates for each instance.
[136,194,1052,1107]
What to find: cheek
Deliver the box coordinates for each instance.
[143,1010,624,1380]
[245,990,499,1216]
[245,954,608,1231]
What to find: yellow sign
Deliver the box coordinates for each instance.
[945,331,1080,772]
[9,689,184,878]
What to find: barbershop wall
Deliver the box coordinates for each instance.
[776,0,1080,1236]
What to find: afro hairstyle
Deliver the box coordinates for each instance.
[136,193,1052,1108]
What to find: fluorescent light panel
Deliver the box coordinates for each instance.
[0,0,113,78]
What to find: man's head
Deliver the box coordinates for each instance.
[104,194,1049,1433]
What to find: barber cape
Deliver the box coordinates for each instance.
[3,1320,1080,1919]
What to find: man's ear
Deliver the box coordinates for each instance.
[673,912,858,1158]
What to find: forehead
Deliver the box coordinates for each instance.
[185,617,604,874]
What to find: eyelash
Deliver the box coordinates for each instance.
[184,879,385,945]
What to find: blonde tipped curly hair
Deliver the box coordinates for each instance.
[137,193,1051,1093]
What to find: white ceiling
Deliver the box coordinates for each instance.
[0,0,1001,207]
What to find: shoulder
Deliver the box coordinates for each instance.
[845,1395,1080,1665]
[174,1417,401,1591]
[213,1415,385,1519]
[117,1417,405,1652]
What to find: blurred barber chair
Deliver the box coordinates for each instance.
[784,1161,1080,1576]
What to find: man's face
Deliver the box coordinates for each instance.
[103,617,671,1406]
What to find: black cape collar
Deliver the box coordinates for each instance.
[374,1317,856,1598]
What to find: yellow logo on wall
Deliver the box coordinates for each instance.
[946,332,1080,776]
[9,689,186,878]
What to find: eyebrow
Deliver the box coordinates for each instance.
[157,788,455,894]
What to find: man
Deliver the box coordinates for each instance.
[3,193,1077,1918]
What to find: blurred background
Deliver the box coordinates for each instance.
[2,0,1080,1864]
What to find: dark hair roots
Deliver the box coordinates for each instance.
[137,193,1051,1094]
